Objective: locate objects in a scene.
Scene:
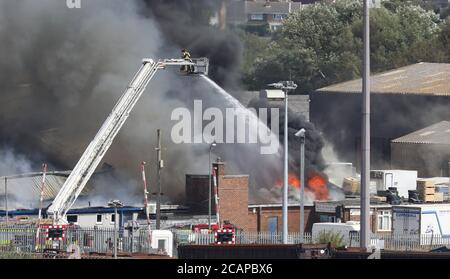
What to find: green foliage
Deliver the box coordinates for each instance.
[241,0,449,92]
[239,23,271,37]
[317,230,345,247]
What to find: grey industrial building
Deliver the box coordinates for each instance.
[391,121,450,177]
[310,62,450,170]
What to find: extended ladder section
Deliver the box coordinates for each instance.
[47,58,208,223]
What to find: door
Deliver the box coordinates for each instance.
[385,173,393,189]
[267,216,278,234]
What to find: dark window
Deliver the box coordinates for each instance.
[96,214,102,223]
[158,239,166,251]
[111,214,116,223]
[67,215,78,223]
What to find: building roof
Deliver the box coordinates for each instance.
[316,63,450,96]
[392,203,450,209]
[315,198,391,209]
[392,121,450,144]
[248,202,315,208]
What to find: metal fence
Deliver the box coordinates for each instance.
[174,231,313,245]
[0,224,155,255]
[1,225,450,258]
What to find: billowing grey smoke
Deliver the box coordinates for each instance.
[247,97,346,203]
[248,97,326,172]
[0,0,282,207]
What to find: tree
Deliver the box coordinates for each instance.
[242,0,448,92]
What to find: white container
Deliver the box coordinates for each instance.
[370,170,418,198]
[392,204,450,245]
[151,230,173,257]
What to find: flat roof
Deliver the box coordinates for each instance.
[392,121,450,144]
[316,63,450,96]
[248,203,315,208]
[392,203,450,209]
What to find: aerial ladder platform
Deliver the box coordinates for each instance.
[47,57,208,223]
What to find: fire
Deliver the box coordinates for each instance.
[274,171,329,200]
[308,174,329,200]
[288,173,300,189]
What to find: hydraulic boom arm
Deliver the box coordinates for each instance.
[47,58,208,223]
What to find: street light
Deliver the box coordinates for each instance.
[108,199,124,259]
[295,128,306,243]
[208,141,217,230]
[266,81,297,244]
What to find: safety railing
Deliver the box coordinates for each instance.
[2,224,450,257]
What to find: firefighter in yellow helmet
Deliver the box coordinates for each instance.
[181,48,194,73]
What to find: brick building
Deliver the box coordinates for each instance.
[185,159,314,232]
[213,161,250,231]
[247,204,314,233]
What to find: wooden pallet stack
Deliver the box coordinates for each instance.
[343,177,359,195]
[417,179,435,202]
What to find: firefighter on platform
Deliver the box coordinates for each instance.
[181,48,194,73]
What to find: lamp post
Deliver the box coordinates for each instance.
[108,200,123,259]
[267,81,297,244]
[208,141,217,230]
[295,128,306,243]
[361,0,371,251]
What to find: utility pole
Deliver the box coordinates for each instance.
[361,0,371,251]
[155,129,163,229]
[141,161,152,248]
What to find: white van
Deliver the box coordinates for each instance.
[312,221,360,246]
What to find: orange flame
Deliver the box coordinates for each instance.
[274,172,329,200]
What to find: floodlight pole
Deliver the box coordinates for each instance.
[361,0,371,251]
[299,130,306,243]
[268,81,297,244]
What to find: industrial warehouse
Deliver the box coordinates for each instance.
[1,0,450,265]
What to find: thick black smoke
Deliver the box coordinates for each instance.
[142,0,243,88]
[0,0,263,207]
[248,97,326,173]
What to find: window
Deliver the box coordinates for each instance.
[111,214,116,223]
[319,215,336,222]
[377,210,392,231]
[249,13,264,21]
[67,215,78,224]
[272,13,285,20]
[96,214,102,224]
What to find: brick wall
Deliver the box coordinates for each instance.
[213,161,250,231]
[246,206,315,233]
